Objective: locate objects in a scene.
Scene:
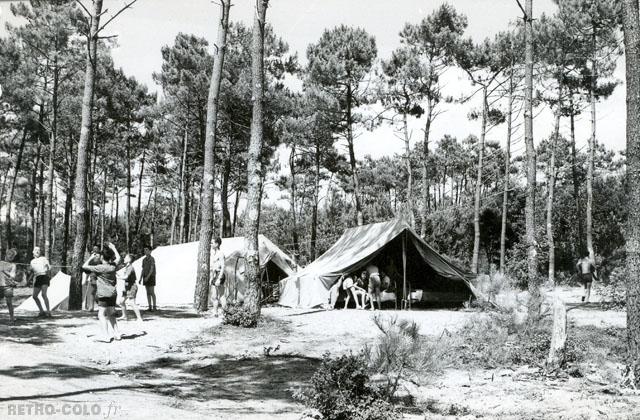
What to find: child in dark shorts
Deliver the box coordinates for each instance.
[82,243,122,343]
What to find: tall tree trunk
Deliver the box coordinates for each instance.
[421,101,433,237]
[524,0,539,319]
[220,139,233,237]
[69,0,103,310]
[4,127,28,253]
[125,135,131,252]
[45,58,60,260]
[622,0,640,387]
[402,110,413,226]
[310,144,321,260]
[569,95,584,254]
[346,83,363,226]
[100,167,106,247]
[289,146,300,258]
[547,84,562,284]
[586,32,597,262]
[472,87,488,274]
[232,190,241,236]
[31,139,42,250]
[150,163,158,248]
[243,0,269,318]
[195,0,231,311]
[135,148,146,235]
[178,128,188,243]
[38,152,45,250]
[500,72,514,273]
[62,137,75,271]
[169,192,178,245]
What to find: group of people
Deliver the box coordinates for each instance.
[81,243,161,342]
[328,263,393,310]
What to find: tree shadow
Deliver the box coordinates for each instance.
[138,308,201,320]
[0,311,97,346]
[0,383,168,403]
[0,362,107,381]
[124,353,320,403]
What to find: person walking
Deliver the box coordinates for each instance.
[30,246,51,318]
[576,253,598,303]
[140,246,157,312]
[209,237,226,317]
[0,248,18,324]
[118,254,144,326]
[82,242,122,343]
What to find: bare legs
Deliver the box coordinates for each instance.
[120,296,144,323]
[344,288,364,309]
[4,296,14,323]
[97,306,121,342]
[210,284,227,317]
[583,282,592,303]
[145,286,157,311]
[32,285,51,316]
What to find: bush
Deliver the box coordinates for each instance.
[296,352,398,420]
[364,315,442,399]
[594,266,626,309]
[222,303,259,328]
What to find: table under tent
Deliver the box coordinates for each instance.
[128,235,297,306]
[278,219,479,309]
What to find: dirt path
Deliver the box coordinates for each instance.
[0,299,635,419]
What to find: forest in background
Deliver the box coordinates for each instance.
[0,0,627,289]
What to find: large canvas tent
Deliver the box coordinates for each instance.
[278,219,478,309]
[129,235,297,306]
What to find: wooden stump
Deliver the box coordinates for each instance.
[546,295,567,371]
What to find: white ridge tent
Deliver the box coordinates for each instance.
[127,235,297,306]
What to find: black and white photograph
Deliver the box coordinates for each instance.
[0,0,639,418]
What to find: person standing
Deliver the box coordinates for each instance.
[0,248,18,324]
[140,246,157,311]
[576,254,598,303]
[209,237,226,317]
[365,264,382,311]
[82,242,122,342]
[30,246,51,318]
[83,245,100,311]
[118,254,144,326]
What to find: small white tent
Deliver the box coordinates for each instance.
[16,271,71,312]
[128,235,297,306]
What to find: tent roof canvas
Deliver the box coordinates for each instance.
[278,218,477,308]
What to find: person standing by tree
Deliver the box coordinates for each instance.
[209,237,226,317]
[30,246,51,318]
[576,253,598,303]
[82,242,122,342]
[140,246,157,311]
[0,248,18,324]
[118,254,144,326]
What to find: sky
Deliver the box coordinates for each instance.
[0,0,627,162]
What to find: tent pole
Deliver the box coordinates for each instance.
[402,231,407,310]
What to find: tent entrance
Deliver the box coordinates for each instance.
[355,232,473,308]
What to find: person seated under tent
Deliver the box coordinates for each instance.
[342,273,367,309]
[327,276,343,309]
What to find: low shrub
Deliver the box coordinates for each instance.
[295,352,398,420]
[594,266,626,309]
[222,303,259,328]
[365,315,443,399]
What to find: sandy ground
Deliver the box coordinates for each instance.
[0,286,637,419]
